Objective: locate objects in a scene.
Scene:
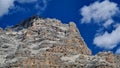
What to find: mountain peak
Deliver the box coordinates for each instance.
[11,15,42,30]
[0,16,120,68]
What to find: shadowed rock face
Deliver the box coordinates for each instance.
[0,16,120,68]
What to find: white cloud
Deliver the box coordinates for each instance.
[16,0,37,3]
[0,0,14,17]
[80,0,119,27]
[113,23,120,28]
[35,0,48,11]
[94,25,120,49]
[15,0,51,14]
[116,48,120,54]
[0,0,52,17]
[103,19,114,28]
[16,0,51,11]
[80,0,120,50]
[35,0,52,14]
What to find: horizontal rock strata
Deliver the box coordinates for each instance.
[0,15,119,68]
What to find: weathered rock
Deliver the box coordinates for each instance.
[0,15,120,68]
[115,55,120,68]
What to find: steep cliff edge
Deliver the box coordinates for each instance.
[0,16,120,68]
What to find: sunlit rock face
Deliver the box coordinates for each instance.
[0,15,119,68]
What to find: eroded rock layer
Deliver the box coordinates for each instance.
[0,16,120,68]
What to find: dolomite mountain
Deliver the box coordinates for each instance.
[0,15,120,68]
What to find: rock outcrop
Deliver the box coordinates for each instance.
[0,15,120,68]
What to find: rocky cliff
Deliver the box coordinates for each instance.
[0,15,120,68]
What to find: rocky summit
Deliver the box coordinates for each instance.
[0,15,120,68]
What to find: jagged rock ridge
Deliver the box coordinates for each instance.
[0,15,120,68]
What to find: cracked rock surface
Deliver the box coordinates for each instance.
[0,15,120,68]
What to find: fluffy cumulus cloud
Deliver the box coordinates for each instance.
[80,0,120,50]
[116,48,120,54]
[0,0,14,17]
[94,25,120,49]
[0,0,51,17]
[80,0,119,27]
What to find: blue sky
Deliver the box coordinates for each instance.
[0,0,120,55]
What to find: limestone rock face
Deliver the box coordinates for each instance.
[0,15,120,68]
[115,55,120,68]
